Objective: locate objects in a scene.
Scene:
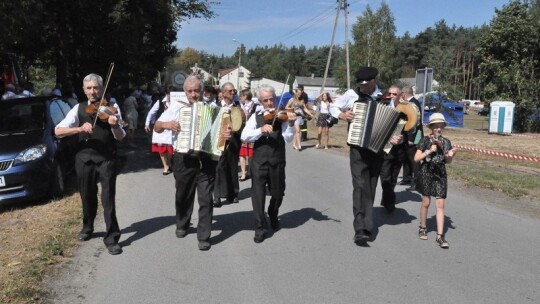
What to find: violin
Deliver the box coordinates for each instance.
[85,98,117,122]
[263,108,289,124]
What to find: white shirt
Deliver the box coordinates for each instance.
[329,87,381,118]
[157,97,189,145]
[55,102,126,139]
[240,110,295,144]
[146,97,173,146]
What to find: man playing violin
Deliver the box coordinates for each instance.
[55,73,125,255]
[240,84,296,243]
[154,75,232,251]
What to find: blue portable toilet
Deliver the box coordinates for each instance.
[488,101,515,134]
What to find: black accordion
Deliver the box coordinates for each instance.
[346,98,405,154]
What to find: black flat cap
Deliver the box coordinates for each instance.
[354,67,378,84]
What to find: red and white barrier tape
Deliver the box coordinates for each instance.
[453,144,540,163]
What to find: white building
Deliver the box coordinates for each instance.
[191,64,215,85]
[218,66,251,91]
[250,77,290,96]
[293,75,340,100]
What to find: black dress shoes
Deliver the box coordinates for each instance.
[213,198,223,208]
[175,229,187,238]
[253,229,266,243]
[354,233,370,246]
[77,232,92,242]
[107,243,123,255]
[198,241,211,251]
[270,216,280,231]
[398,180,411,186]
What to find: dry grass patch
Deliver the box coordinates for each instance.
[0,194,81,304]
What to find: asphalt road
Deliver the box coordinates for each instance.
[46,133,540,304]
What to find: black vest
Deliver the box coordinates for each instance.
[253,114,286,165]
[76,103,117,162]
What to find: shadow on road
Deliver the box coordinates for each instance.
[119,215,176,247]
[211,207,339,244]
[371,206,416,241]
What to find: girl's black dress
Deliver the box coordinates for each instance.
[415,135,453,198]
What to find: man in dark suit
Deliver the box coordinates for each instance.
[213,82,243,207]
[240,84,296,243]
[400,86,423,191]
[329,67,402,246]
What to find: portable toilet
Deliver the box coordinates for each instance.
[488,101,515,134]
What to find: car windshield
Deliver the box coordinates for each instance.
[0,102,45,134]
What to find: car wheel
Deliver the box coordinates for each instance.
[50,162,65,199]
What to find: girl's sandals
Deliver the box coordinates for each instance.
[436,234,449,249]
[418,226,428,240]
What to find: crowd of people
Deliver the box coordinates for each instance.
[42,65,458,255]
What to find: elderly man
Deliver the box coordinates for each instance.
[241,84,296,243]
[55,73,126,255]
[213,82,243,207]
[154,75,232,251]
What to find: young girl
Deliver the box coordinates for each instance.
[285,88,313,151]
[414,113,458,248]
[315,92,332,149]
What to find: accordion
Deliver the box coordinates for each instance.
[175,102,231,158]
[347,99,406,154]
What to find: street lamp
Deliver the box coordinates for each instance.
[232,38,242,91]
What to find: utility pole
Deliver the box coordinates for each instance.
[321,0,350,93]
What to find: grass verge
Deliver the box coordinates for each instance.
[0,194,81,304]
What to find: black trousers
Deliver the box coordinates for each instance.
[75,155,120,246]
[380,145,404,207]
[403,144,420,185]
[173,153,216,242]
[350,147,383,235]
[214,135,240,201]
[250,160,286,231]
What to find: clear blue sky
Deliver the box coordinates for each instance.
[176,0,512,56]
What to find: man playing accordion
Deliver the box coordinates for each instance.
[329,67,403,246]
[154,75,232,251]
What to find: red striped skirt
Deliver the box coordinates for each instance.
[239,142,254,157]
[151,143,173,155]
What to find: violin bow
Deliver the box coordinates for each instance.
[92,62,115,128]
[271,74,290,125]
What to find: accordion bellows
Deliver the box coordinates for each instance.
[347,100,404,154]
[175,102,231,157]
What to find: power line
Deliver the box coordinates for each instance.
[269,3,338,45]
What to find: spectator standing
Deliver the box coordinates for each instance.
[295,85,309,141]
[315,91,332,149]
[123,90,139,146]
[285,87,313,151]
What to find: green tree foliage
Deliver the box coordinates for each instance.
[1,0,216,93]
[477,0,540,132]
[349,2,399,88]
